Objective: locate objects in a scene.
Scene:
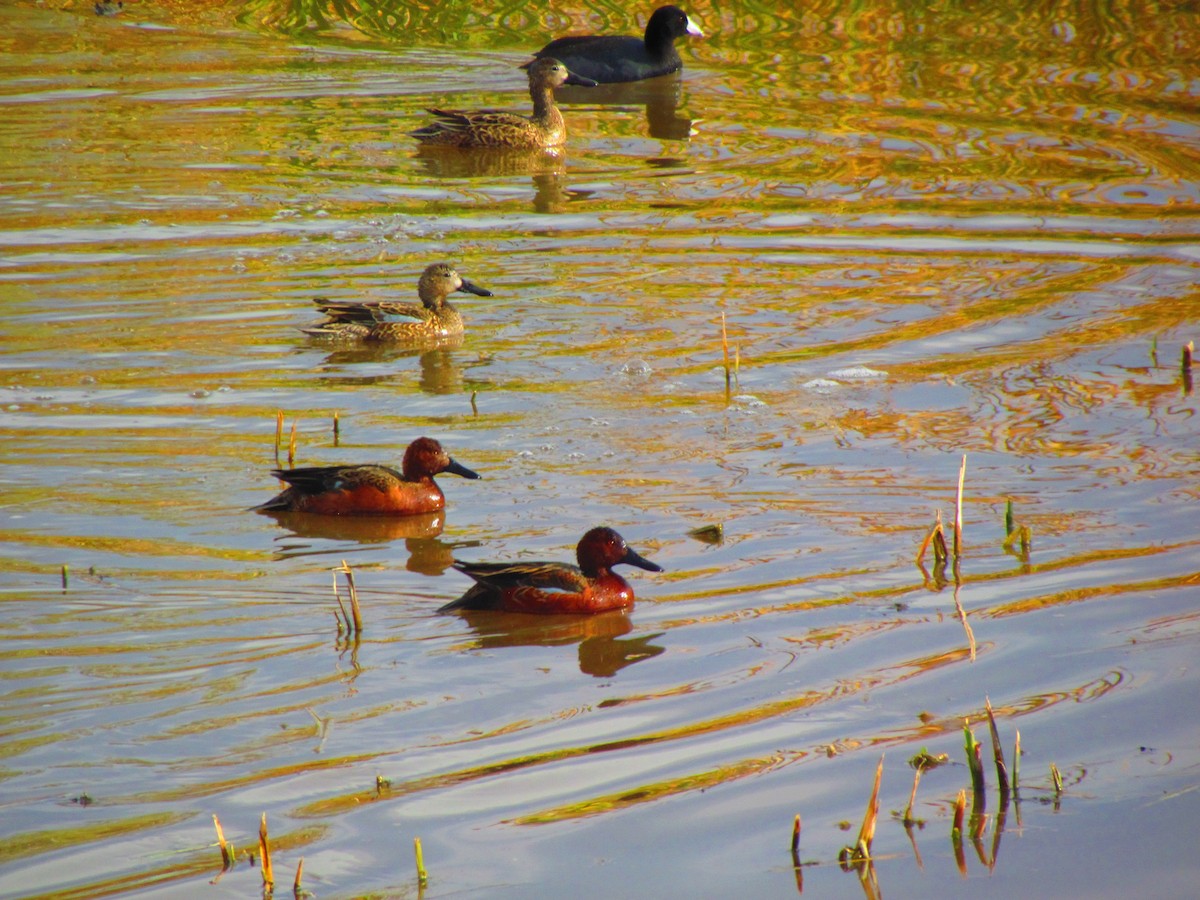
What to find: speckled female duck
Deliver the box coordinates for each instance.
[440,526,663,615]
[303,263,492,343]
[411,57,596,150]
[253,437,479,516]
[526,5,704,84]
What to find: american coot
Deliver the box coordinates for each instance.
[411,57,596,149]
[302,263,493,342]
[526,5,704,84]
[252,437,480,517]
[441,527,664,614]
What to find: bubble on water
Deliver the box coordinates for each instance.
[190,389,211,399]
[732,394,766,409]
[803,378,841,393]
[828,366,887,379]
[620,359,652,377]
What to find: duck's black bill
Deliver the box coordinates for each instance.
[624,548,664,573]
[457,278,493,298]
[565,72,599,88]
[446,458,481,480]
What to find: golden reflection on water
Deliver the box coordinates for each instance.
[1,0,1199,897]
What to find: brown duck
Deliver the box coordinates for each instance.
[411,57,596,150]
[302,263,492,342]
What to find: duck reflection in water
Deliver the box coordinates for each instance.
[262,510,468,576]
[553,76,697,141]
[448,609,666,678]
[413,147,590,215]
[317,342,480,396]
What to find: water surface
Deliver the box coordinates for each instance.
[1,1,1198,897]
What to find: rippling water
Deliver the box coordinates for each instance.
[1,1,1198,897]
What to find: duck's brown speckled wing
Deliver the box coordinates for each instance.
[302,299,432,338]
[311,299,427,324]
[413,109,540,148]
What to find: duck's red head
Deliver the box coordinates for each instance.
[402,437,480,482]
[576,526,663,578]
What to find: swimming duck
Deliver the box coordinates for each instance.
[440,526,663,614]
[302,263,492,342]
[253,437,479,516]
[526,5,703,84]
[411,57,596,150]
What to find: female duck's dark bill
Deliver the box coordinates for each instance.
[563,70,600,88]
[457,278,494,298]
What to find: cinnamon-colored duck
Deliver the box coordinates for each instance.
[253,437,478,516]
[441,526,662,614]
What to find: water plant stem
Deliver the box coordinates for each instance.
[720,312,731,391]
[964,720,985,806]
[259,813,273,889]
[984,696,1010,796]
[212,813,235,868]
[954,454,966,559]
[274,410,284,466]
[414,837,428,886]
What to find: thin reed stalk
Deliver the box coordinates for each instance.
[852,756,884,860]
[984,697,1010,796]
[903,766,923,825]
[331,562,363,634]
[213,813,235,868]
[720,312,731,391]
[1013,729,1021,793]
[259,813,273,890]
[952,789,966,837]
[414,837,428,886]
[964,720,985,807]
[953,454,966,558]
